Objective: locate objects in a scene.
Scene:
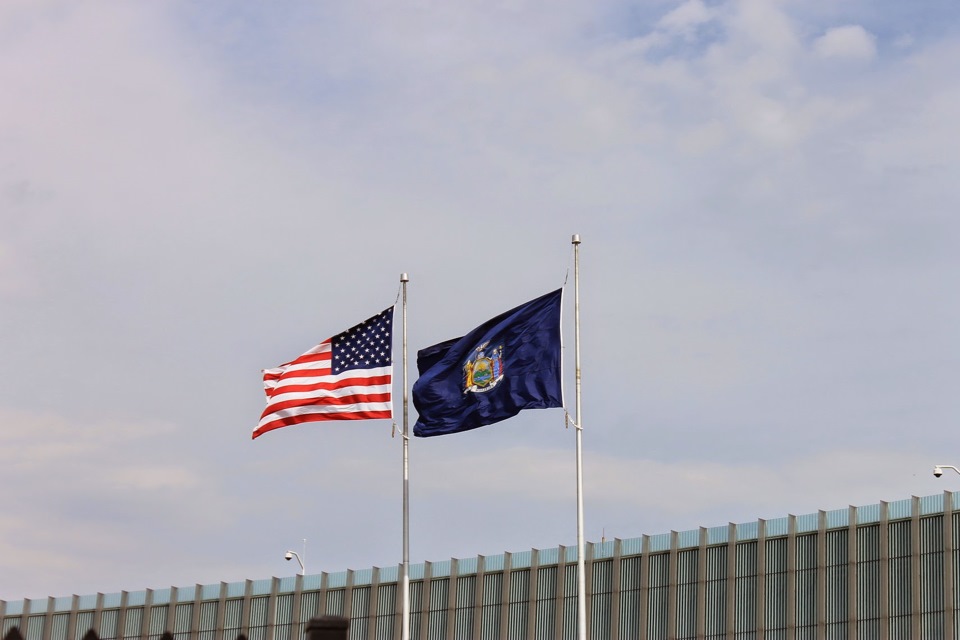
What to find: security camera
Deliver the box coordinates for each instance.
[934,466,944,478]
[284,551,294,561]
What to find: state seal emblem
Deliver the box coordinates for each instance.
[463,341,504,394]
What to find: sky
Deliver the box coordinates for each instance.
[1,0,959,602]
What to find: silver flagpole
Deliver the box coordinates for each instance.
[572,235,587,640]
[400,273,411,640]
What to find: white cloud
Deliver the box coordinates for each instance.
[658,0,715,36]
[813,24,878,60]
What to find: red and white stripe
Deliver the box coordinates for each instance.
[253,341,392,439]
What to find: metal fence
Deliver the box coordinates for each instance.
[3,492,960,639]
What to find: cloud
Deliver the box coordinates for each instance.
[813,25,878,60]
[658,0,716,36]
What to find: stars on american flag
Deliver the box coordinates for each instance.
[331,307,393,373]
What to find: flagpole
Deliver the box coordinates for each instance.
[572,235,587,640]
[400,272,411,640]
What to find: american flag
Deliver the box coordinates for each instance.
[253,307,394,439]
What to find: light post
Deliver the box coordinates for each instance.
[284,549,305,575]
[933,465,960,479]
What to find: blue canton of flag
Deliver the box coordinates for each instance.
[332,312,393,373]
[412,289,563,437]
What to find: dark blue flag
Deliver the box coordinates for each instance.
[413,288,563,437]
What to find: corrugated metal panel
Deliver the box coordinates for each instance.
[889,521,912,621]
[796,534,817,570]
[408,581,422,640]
[25,615,43,640]
[921,611,944,637]
[198,601,217,633]
[374,583,396,640]
[451,575,474,640]
[765,571,787,632]
[614,557,642,639]
[856,524,881,628]
[50,613,70,640]
[561,595,576,640]
[675,549,698,639]
[589,591,610,640]
[248,597,268,629]
[858,617,880,638]
[122,608,142,640]
[148,604,168,637]
[825,527,849,627]
[919,514,945,619]
[617,588,641,640]
[272,594,293,640]
[173,602,193,635]
[299,592,321,621]
[247,597,268,640]
[764,538,787,633]
[824,621,848,639]
[326,589,345,618]
[223,598,244,631]
[479,574,502,640]
[99,610,118,640]
[509,569,530,602]
[589,559,612,640]
[704,545,727,636]
[506,569,529,640]
[75,611,94,640]
[350,586,370,621]
[348,586,369,640]
[735,575,757,634]
[619,556,642,591]
[796,529,819,632]
[533,568,554,640]
[646,553,669,639]
[273,621,292,640]
[889,615,911,639]
[2,618,21,635]
[427,579,448,640]
[274,594,292,624]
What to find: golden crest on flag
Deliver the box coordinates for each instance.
[463,341,504,394]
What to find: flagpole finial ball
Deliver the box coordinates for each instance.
[400,273,409,282]
[571,234,581,245]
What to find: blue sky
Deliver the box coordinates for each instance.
[1,0,958,602]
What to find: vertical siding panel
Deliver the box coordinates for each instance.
[818,511,827,638]
[647,551,669,639]
[912,497,922,639]
[535,564,556,640]
[946,492,956,640]
[758,519,767,640]
[590,558,611,640]
[726,524,736,639]
[847,506,857,640]
[553,549,565,640]
[610,541,621,640]
[697,528,707,639]
[879,501,889,640]
[618,556,641,639]
[365,569,378,640]
[639,536,650,640]
[498,554,510,640]
[786,515,797,640]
